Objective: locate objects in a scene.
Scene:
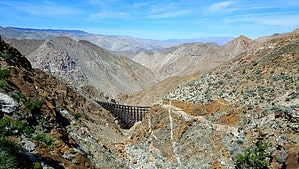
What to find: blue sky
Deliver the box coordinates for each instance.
[0,0,299,40]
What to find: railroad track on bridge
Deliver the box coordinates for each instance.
[95,100,151,129]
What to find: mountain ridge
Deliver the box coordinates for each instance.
[132,35,255,79]
[6,26,88,34]
[0,26,233,57]
[27,36,159,98]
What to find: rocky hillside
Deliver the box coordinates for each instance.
[120,29,299,168]
[117,73,200,106]
[133,35,254,79]
[27,36,159,98]
[0,37,131,168]
[5,39,44,56]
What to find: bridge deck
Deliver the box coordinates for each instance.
[96,100,151,129]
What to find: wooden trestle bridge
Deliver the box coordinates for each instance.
[95,100,151,129]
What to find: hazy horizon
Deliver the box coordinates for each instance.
[1,0,299,40]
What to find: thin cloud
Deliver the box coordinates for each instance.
[149,2,177,14]
[207,1,239,13]
[147,10,191,19]
[146,1,191,19]
[90,12,129,20]
[132,2,152,8]
[1,1,81,17]
[225,13,299,26]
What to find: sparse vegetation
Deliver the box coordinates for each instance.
[25,99,44,113]
[33,162,42,169]
[0,136,21,169]
[236,141,272,169]
[11,92,27,102]
[0,148,17,169]
[0,52,12,60]
[0,68,10,79]
[162,96,170,103]
[0,80,8,89]
[75,112,83,120]
[0,68,10,89]
[32,131,55,145]
[224,74,233,79]
[0,146,18,168]
[0,117,34,137]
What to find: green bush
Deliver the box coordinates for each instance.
[0,53,12,60]
[11,92,27,102]
[0,80,8,89]
[0,68,10,79]
[33,162,42,169]
[0,146,17,169]
[0,137,21,169]
[236,141,272,169]
[25,99,44,113]
[74,112,83,120]
[32,132,54,145]
[0,117,34,136]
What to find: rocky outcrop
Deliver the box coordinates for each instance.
[0,93,18,113]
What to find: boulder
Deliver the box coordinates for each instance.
[0,93,18,113]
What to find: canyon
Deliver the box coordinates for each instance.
[0,27,298,168]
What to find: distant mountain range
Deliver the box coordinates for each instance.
[5,26,88,34]
[165,37,233,45]
[0,26,233,57]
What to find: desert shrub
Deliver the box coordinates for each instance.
[0,146,17,169]
[0,68,10,79]
[0,150,16,168]
[32,132,54,145]
[0,80,8,89]
[33,162,42,169]
[0,53,12,60]
[236,141,272,169]
[75,112,83,120]
[11,92,27,102]
[224,74,233,79]
[162,97,170,103]
[0,117,34,136]
[25,99,44,113]
[0,137,21,169]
